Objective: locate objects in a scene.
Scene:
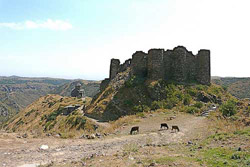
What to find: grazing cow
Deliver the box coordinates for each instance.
[130,126,139,135]
[160,123,169,130]
[171,125,180,132]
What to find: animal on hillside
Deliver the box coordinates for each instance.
[160,123,169,130]
[130,126,139,135]
[171,125,180,132]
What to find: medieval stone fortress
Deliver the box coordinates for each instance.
[102,46,210,89]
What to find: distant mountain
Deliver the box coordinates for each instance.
[212,77,250,99]
[0,76,72,125]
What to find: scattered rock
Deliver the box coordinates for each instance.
[40,145,49,150]
[129,156,134,160]
[46,133,52,137]
[22,133,28,138]
[95,133,102,138]
[16,135,22,139]
[149,162,157,166]
[87,134,96,139]
[54,133,61,138]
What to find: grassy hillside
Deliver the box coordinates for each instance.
[0,76,72,125]
[4,94,96,138]
[0,77,100,126]
[86,70,233,121]
[212,77,250,99]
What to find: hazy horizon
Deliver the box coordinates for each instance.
[1,0,250,80]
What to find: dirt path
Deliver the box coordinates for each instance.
[0,113,208,167]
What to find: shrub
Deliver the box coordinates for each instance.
[173,90,183,101]
[25,109,35,117]
[44,121,56,131]
[151,98,179,110]
[165,97,179,109]
[246,107,250,116]
[123,100,133,106]
[185,106,199,114]
[66,115,86,129]
[183,94,192,105]
[151,101,162,110]
[165,84,176,97]
[16,119,24,126]
[133,104,150,112]
[187,88,198,97]
[194,102,203,108]
[136,112,145,118]
[48,101,56,108]
[46,107,64,122]
[219,99,237,117]
[196,85,206,91]
[125,75,145,88]
[222,85,228,91]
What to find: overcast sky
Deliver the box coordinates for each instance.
[0,0,249,80]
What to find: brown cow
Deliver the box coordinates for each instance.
[130,126,139,135]
[171,125,180,132]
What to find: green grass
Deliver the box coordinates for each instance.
[201,147,250,167]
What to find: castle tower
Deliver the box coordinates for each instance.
[164,50,172,80]
[196,50,211,85]
[171,46,187,82]
[109,59,120,80]
[131,51,148,77]
[147,49,164,80]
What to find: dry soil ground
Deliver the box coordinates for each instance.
[0,113,210,167]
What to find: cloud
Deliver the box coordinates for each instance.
[0,19,72,30]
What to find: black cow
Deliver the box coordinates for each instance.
[171,125,180,132]
[160,123,169,130]
[130,126,139,135]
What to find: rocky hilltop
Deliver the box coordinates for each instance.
[86,46,213,121]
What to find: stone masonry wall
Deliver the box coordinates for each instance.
[196,50,211,85]
[131,51,148,77]
[105,46,210,86]
[147,49,165,80]
[170,46,187,82]
[109,59,120,80]
[120,59,131,72]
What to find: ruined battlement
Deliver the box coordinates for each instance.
[102,46,210,90]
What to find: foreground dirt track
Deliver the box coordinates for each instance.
[0,114,209,167]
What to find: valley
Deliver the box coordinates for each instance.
[0,76,100,126]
